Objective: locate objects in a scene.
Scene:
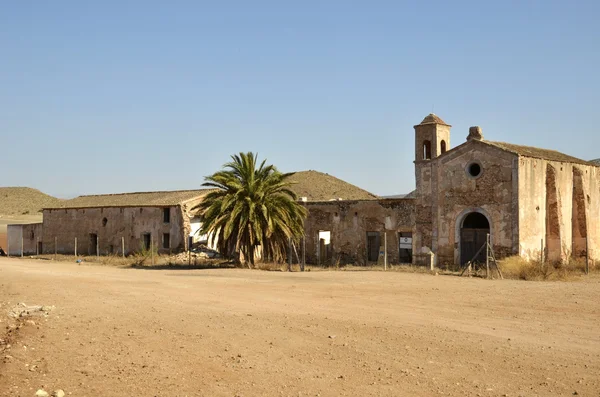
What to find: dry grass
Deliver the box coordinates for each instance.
[15,253,230,269]
[499,256,595,281]
[254,262,440,274]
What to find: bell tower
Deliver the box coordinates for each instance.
[414,113,451,161]
[413,114,451,264]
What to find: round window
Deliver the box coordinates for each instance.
[466,162,482,178]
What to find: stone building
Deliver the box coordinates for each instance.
[413,114,599,266]
[40,190,212,255]
[300,113,599,267]
[302,199,414,266]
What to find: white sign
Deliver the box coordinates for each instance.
[399,237,412,249]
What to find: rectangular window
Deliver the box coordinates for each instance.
[163,233,170,249]
[163,208,170,223]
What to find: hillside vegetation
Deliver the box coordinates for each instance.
[0,187,62,215]
[287,170,378,201]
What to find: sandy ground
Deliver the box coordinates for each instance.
[1,259,599,397]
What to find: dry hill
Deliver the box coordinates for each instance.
[287,170,378,201]
[0,187,62,215]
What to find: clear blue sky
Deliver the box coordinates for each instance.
[1,1,599,198]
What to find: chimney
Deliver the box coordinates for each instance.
[467,126,484,141]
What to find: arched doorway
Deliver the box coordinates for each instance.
[460,212,490,265]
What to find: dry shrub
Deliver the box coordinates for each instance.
[499,256,593,281]
[255,262,285,271]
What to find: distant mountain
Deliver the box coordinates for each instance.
[0,187,62,215]
[591,158,600,165]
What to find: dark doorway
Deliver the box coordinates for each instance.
[37,241,43,255]
[89,233,98,255]
[460,212,490,266]
[366,232,381,262]
[398,232,413,263]
[143,233,151,250]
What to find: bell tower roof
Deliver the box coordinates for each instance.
[416,113,451,127]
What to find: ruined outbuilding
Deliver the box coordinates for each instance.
[40,190,212,255]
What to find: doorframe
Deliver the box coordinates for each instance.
[454,208,492,265]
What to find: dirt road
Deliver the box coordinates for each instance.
[1,258,599,396]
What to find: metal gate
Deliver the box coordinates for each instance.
[460,228,489,265]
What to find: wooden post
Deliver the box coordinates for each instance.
[122,237,125,258]
[54,236,57,260]
[384,232,387,271]
[486,234,490,279]
[36,238,39,256]
[301,236,306,272]
[151,235,155,266]
[96,237,99,260]
[75,237,77,257]
[540,238,544,271]
[288,238,292,272]
[585,236,589,275]
[6,235,9,257]
[21,228,24,258]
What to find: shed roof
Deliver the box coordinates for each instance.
[44,189,213,209]
[484,141,598,166]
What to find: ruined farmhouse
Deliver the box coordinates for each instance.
[7,114,599,267]
[9,190,212,256]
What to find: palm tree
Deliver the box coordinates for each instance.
[195,152,307,268]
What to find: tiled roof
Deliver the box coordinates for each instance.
[418,113,450,126]
[44,189,213,209]
[485,141,598,166]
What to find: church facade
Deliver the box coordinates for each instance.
[412,114,599,266]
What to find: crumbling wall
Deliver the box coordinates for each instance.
[303,199,414,265]
[41,206,185,255]
[518,159,599,263]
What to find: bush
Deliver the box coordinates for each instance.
[499,256,592,281]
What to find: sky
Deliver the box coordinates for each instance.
[1,1,599,198]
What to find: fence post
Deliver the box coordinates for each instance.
[384,232,387,271]
[54,237,57,260]
[288,238,292,272]
[96,237,99,260]
[21,228,24,258]
[75,237,77,257]
[585,236,589,275]
[486,234,490,279]
[540,238,544,271]
[36,237,39,256]
[301,236,306,272]
[122,237,125,258]
[151,235,154,266]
